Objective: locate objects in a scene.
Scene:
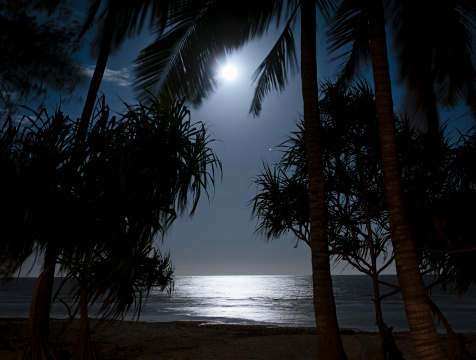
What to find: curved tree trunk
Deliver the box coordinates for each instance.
[23,246,59,359]
[300,1,347,359]
[77,5,116,144]
[367,2,446,359]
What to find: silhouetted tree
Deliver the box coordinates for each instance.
[0,109,81,359]
[133,1,349,357]
[324,0,476,356]
[64,98,219,359]
[251,79,476,359]
[250,80,403,360]
[0,98,221,359]
[77,0,181,143]
[399,121,476,294]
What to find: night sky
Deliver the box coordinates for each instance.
[15,6,472,277]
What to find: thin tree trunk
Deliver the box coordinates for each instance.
[74,287,104,360]
[371,274,404,360]
[300,1,347,359]
[367,2,446,359]
[371,276,387,358]
[77,6,116,144]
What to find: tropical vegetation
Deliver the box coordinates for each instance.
[326,1,476,358]
[133,1,348,357]
[1,0,475,359]
[250,80,476,359]
[0,96,221,359]
[249,80,401,359]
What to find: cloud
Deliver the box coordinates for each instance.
[81,65,132,87]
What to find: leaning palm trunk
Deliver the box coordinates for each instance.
[300,1,347,358]
[78,5,116,144]
[367,2,446,359]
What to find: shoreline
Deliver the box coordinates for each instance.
[1,318,475,359]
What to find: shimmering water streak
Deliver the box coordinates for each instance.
[1,275,475,332]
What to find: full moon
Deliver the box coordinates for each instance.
[220,65,238,81]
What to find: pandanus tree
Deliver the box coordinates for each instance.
[58,97,221,359]
[0,109,84,358]
[250,80,403,360]
[0,98,221,359]
[395,119,476,359]
[400,121,476,293]
[132,0,348,357]
[327,0,476,358]
[251,80,476,359]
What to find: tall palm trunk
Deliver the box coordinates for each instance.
[300,1,346,358]
[78,5,116,144]
[367,2,446,359]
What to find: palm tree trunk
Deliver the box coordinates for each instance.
[77,6,116,144]
[367,2,446,359]
[300,1,347,359]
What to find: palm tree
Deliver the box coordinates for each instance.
[133,1,348,358]
[77,0,180,142]
[326,0,475,358]
[402,121,476,295]
[399,120,476,359]
[250,80,404,359]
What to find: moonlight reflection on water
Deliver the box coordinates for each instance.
[2,276,475,332]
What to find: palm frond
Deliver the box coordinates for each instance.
[249,5,299,116]
[84,0,177,57]
[326,0,370,82]
[133,0,290,106]
[389,0,476,127]
[316,0,338,21]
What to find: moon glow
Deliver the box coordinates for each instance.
[221,65,238,81]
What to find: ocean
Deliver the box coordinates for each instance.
[1,275,475,333]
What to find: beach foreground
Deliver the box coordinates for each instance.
[1,318,475,359]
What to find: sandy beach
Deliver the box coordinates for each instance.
[1,318,475,359]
